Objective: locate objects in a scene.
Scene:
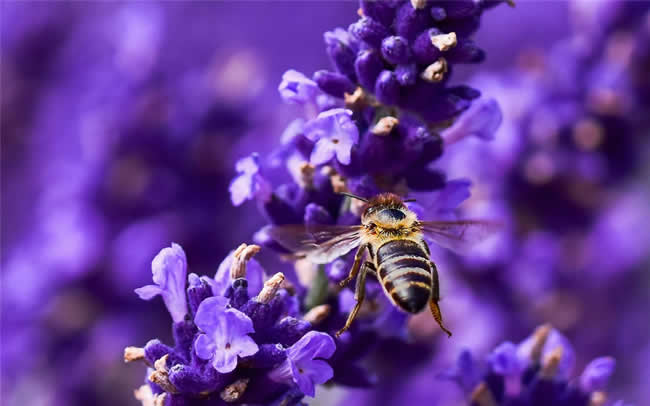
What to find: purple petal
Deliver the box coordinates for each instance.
[441,98,503,145]
[212,349,239,373]
[310,139,336,165]
[488,342,524,376]
[134,284,163,300]
[580,357,616,392]
[224,309,256,338]
[304,359,334,386]
[193,296,229,334]
[194,333,216,360]
[235,154,261,175]
[229,174,253,206]
[287,331,336,362]
[139,243,188,323]
[290,360,316,397]
[233,335,259,358]
[279,69,320,105]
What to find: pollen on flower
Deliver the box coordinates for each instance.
[303,304,332,325]
[540,346,564,378]
[256,272,285,304]
[134,385,167,406]
[148,354,178,394]
[431,32,457,52]
[470,382,498,406]
[421,58,448,82]
[124,346,146,363]
[220,378,250,402]
[372,116,399,136]
[230,243,261,280]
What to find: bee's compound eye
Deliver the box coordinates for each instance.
[366,222,376,230]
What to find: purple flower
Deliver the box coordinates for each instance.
[229,153,272,206]
[303,108,359,165]
[279,69,321,105]
[269,331,336,397]
[487,342,524,376]
[135,243,188,323]
[441,98,503,145]
[580,357,616,392]
[193,296,259,373]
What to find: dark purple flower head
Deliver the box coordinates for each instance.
[135,243,188,323]
[194,296,259,373]
[269,331,336,397]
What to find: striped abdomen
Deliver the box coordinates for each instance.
[376,239,432,313]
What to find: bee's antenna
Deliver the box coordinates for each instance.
[339,192,369,203]
[404,198,417,203]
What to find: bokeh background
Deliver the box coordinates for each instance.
[1,1,648,406]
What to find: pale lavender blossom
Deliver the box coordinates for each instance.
[193,296,259,373]
[229,153,272,206]
[279,69,321,105]
[269,331,336,397]
[135,243,188,322]
[303,108,358,165]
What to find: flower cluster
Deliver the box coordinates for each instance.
[224,0,509,398]
[126,243,336,405]
[233,0,508,219]
[441,324,622,406]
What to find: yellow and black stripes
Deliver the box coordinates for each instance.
[376,239,432,313]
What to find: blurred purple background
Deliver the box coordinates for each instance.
[1,2,648,406]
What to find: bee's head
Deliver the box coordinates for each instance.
[361,193,416,229]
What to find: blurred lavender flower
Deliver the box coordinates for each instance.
[435,3,650,404]
[442,325,622,406]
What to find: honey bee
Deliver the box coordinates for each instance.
[269,192,498,337]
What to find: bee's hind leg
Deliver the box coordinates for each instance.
[336,261,373,337]
[429,262,452,338]
[339,244,368,288]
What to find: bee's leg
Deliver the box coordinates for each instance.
[339,244,368,288]
[429,261,452,338]
[335,261,372,337]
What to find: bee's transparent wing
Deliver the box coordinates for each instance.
[420,220,500,255]
[268,224,363,264]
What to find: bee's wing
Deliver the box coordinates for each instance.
[420,219,500,255]
[268,224,363,264]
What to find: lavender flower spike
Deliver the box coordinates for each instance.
[303,108,359,166]
[135,243,188,323]
[269,331,336,397]
[194,296,259,373]
[229,153,272,206]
